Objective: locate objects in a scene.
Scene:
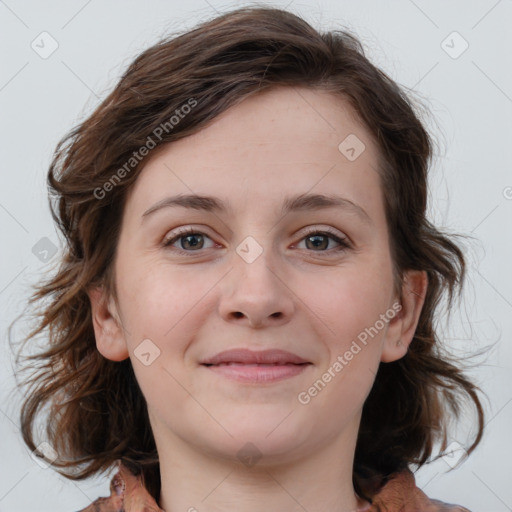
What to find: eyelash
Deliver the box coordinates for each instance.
[162,226,351,257]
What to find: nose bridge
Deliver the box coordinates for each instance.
[218,233,294,328]
[236,235,278,290]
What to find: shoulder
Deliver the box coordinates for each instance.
[368,468,472,512]
[75,461,162,512]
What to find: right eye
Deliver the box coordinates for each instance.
[163,228,217,253]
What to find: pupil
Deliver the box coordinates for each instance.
[307,235,327,250]
[183,234,202,249]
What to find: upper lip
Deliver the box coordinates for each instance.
[201,349,310,365]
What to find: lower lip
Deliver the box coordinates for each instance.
[202,363,311,383]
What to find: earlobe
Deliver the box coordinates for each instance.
[381,270,428,363]
[87,285,130,362]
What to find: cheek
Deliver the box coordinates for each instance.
[118,262,210,420]
[294,267,393,424]
[116,257,213,342]
[300,259,395,351]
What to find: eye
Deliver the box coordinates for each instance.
[295,227,351,254]
[163,228,216,253]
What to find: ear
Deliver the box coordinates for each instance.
[87,285,129,361]
[381,270,428,363]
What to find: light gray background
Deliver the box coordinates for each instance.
[1,1,511,511]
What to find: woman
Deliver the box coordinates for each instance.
[14,6,484,511]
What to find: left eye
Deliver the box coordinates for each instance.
[296,231,349,252]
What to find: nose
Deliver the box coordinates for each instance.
[218,245,295,329]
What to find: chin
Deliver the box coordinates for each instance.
[196,415,315,463]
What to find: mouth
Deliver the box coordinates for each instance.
[202,363,311,383]
[200,348,312,383]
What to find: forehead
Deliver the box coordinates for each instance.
[125,86,382,219]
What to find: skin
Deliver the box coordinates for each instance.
[89,86,427,512]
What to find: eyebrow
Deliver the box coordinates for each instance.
[141,193,372,225]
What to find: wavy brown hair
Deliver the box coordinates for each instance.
[10,5,485,504]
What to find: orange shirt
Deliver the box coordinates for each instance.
[78,461,471,511]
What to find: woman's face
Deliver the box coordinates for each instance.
[92,86,424,464]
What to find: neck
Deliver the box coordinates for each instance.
[155,418,369,512]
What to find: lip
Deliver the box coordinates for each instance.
[201,348,310,365]
[200,349,312,384]
[204,363,311,383]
